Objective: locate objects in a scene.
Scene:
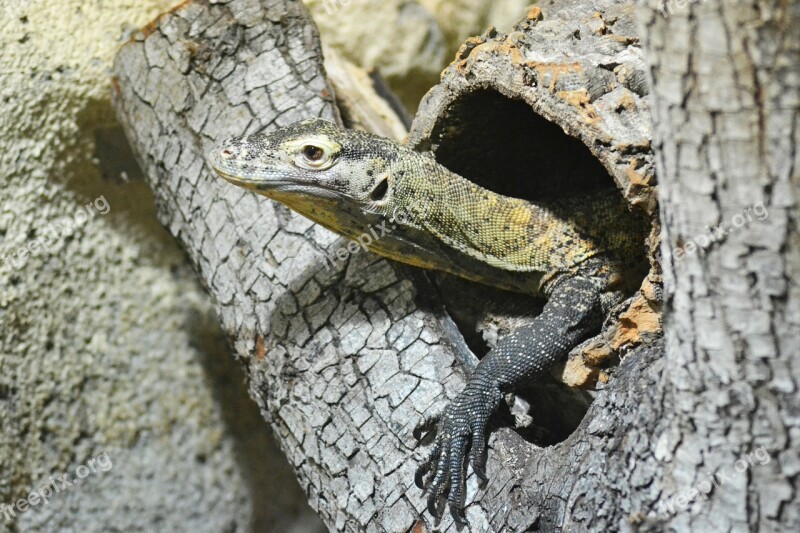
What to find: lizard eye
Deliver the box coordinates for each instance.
[291,137,339,170]
[302,145,324,161]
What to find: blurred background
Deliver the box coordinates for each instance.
[0,1,531,531]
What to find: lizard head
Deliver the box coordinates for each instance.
[207,117,422,240]
[208,118,399,203]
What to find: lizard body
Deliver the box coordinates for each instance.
[208,118,647,523]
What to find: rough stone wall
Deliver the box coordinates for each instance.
[0,1,322,531]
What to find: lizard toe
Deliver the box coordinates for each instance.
[415,440,441,489]
[426,492,442,522]
[469,425,489,486]
[445,434,469,519]
[413,414,440,441]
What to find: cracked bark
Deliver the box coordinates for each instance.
[634,0,799,530]
[112,0,798,531]
[112,1,528,530]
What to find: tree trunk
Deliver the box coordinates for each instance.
[111,0,798,531]
[635,0,800,530]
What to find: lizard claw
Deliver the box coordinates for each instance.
[450,505,469,526]
[414,439,440,489]
[472,463,489,486]
[427,492,442,520]
[425,493,468,527]
[415,467,427,490]
[415,383,501,524]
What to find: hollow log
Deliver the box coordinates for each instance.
[408,0,663,390]
[112,0,667,530]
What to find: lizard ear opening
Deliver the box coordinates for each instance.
[369,177,389,202]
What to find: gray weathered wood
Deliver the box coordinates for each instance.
[112,0,535,530]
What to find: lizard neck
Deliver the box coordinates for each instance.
[392,157,598,276]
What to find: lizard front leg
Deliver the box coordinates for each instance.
[415,275,613,524]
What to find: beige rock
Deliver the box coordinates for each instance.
[304,0,447,112]
[418,0,532,54]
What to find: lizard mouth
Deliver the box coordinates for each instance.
[211,166,347,201]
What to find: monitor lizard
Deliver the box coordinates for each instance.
[207,117,648,524]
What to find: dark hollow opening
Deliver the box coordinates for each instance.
[422,89,630,446]
[424,89,615,202]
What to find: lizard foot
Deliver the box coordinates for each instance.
[414,383,501,525]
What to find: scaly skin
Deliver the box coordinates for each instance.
[208,118,647,524]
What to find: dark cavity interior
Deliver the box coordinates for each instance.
[424,89,615,201]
